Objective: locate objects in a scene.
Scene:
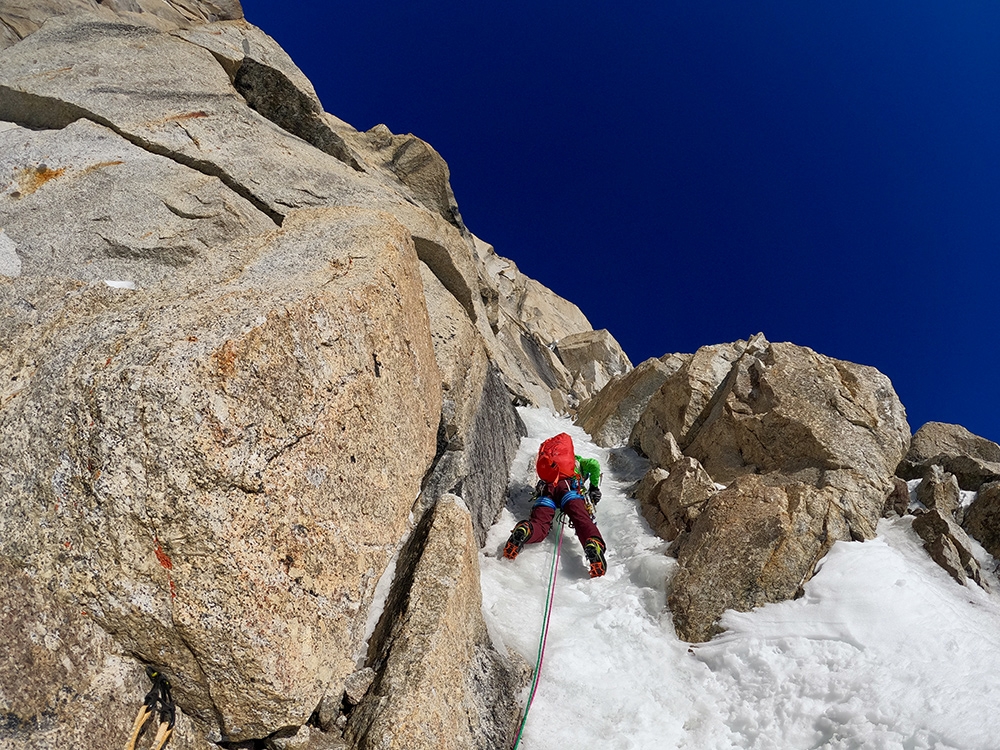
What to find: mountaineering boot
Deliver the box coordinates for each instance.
[504,521,533,560]
[584,537,607,578]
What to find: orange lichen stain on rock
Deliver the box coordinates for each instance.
[14,164,66,196]
[154,542,174,570]
[213,339,239,380]
[77,160,125,177]
[150,111,210,128]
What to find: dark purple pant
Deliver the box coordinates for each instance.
[527,501,603,550]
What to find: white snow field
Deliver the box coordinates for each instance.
[480,408,1000,750]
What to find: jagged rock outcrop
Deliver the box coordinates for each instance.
[576,354,688,447]
[915,464,961,519]
[911,509,983,587]
[897,421,1000,491]
[554,328,632,400]
[630,339,754,455]
[614,334,910,641]
[634,456,716,543]
[962,481,1000,559]
[346,496,528,750]
[0,6,617,748]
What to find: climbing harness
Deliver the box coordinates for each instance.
[125,667,176,750]
[511,513,566,750]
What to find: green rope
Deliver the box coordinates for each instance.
[511,514,566,750]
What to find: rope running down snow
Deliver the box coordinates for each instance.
[511,513,566,750]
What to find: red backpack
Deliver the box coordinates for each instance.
[536,433,576,484]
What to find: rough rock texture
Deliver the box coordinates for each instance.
[669,474,852,643]
[554,328,632,400]
[883,476,911,518]
[635,457,716,543]
[911,509,983,587]
[0,0,242,49]
[576,354,688,447]
[1,208,442,741]
[962,481,1000,559]
[916,464,961,519]
[631,339,756,456]
[633,335,910,642]
[469,234,621,411]
[0,557,214,750]
[682,339,910,489]
[897,421,1000,491]
[347,496,529,750]
[0,8,619,748]
[415,260,527,546]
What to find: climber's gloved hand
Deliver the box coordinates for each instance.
[533,479,548,499]
[588,486,602,505]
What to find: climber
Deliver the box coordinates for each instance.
[125,667,176,750]
[503,432,607,578]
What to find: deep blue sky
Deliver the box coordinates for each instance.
[240,0,1000,443]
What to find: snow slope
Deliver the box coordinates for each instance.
[480,408,1000,750]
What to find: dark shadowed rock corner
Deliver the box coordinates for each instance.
[963,481,1000,559]
[346,496,529,750]
[912,508,983,586]
[897,421,1000,491]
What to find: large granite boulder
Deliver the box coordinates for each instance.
[897,422,1000,491]
[668,474,851,643]
[1,207,442,741]
[347,496,528,750]
[631,336,910,642]
[682,339,909,488]
[577,354,688,447]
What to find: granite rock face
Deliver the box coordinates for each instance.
[962,481,1000,559]
[912,509,983,587]
[1,208,443,740]
[0,0,243,49]
[0,7,614,748]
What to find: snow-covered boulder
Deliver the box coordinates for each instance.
[669,474,855,643]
